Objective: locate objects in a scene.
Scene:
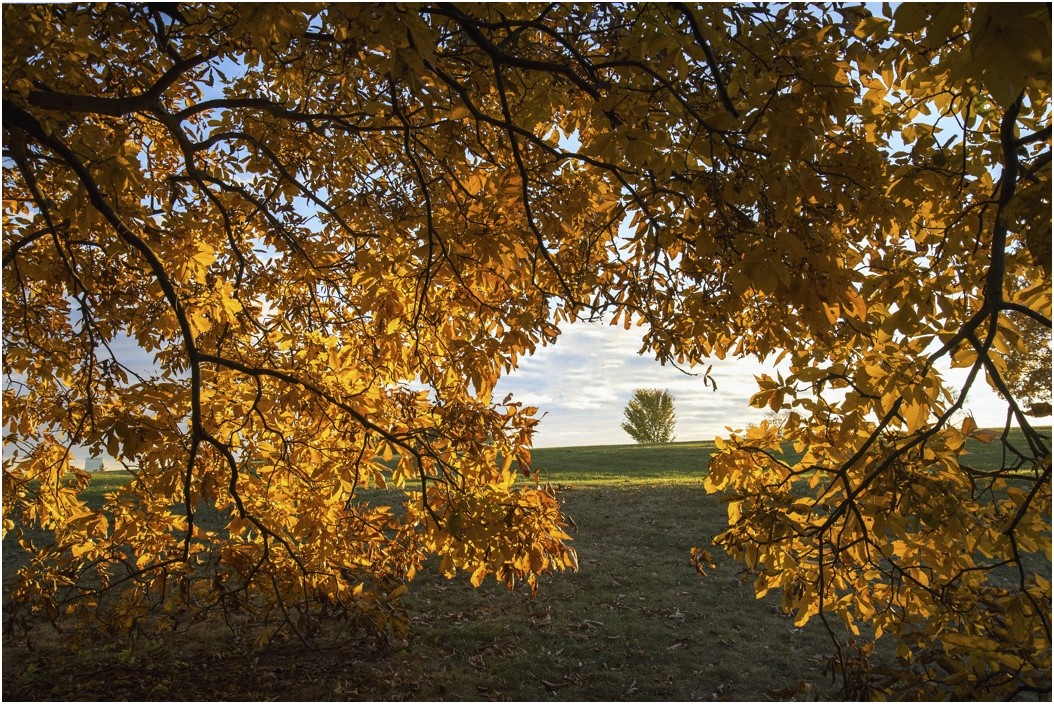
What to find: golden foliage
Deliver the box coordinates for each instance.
[3,3,1050,696]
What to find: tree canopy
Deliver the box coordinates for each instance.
[3,3,1050,697]
[621,388,678,444]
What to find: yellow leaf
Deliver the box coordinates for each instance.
[469,564,487,588]
[563,548,579,571]
[843,288,867,321]
[971,428,999,443]
[902,399,928,431]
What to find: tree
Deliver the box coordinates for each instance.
[3,3,1049,697]
[621,389,677,444]
[1002,279,1052,417]
[1002,313,1052,416]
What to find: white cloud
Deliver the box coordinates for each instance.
[494,321,777,447]
[494,320,1017,448]
[12,312,1018,469]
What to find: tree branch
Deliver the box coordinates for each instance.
[674,3,740,118]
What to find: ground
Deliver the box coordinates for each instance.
[4,477,855,701]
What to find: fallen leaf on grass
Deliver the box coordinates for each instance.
[668,636,693,650]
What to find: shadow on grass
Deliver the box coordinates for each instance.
[6,429,1049,700]
[3,483,850,701]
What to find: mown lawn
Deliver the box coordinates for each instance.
[2,429,1048,701]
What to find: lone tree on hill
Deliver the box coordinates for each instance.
[621,389,678,444]
[3,3,1049,698]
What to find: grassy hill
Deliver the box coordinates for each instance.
[530,425,1049,484]
[531,439,717,484]
[3,427,1049,701]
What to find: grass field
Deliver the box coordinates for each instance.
[3,429,1049,701]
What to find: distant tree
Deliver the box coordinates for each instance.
[621,389,677,444]
[1002,305,1052,417]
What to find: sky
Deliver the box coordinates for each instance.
[51,315,1016,467]
[493,320,775,447]
[19,293,1016,471]
[492,318,1014,448]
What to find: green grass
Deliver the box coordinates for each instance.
[3,428,1049,701]
[396,483,848,701]
[530,440,717,485]
[529,425,1048,485]
[75,471,134,503]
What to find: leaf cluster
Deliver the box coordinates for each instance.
[2,3,1050,696]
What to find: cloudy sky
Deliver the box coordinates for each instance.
[492,319,1012,448]
[14,301,1013,468]
[492,321,773,447]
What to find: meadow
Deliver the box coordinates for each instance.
[2,431,1048,701]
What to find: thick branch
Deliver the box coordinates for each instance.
[433,3,603,101]
[985,95,1024,307]
[26,54,208,116]
[674,3,740,118]
[5,100,207,544]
